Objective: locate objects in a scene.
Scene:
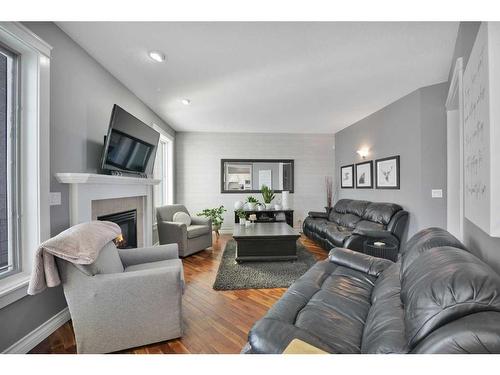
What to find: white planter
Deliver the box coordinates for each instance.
[239,218,246,225]
[247,202,256,210]
[265,203,272,210]
[245,220,251,227]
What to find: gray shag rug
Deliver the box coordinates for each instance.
[213,239,316,290]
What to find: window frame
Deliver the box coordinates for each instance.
[152,124,174,222]
[0,22,51,308]
[0,43,20,281]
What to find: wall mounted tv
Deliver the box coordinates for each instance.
[100,104,160,176]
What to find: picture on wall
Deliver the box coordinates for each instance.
[340,164,354,188]
[375,155,400,189]
[355,161,373,189]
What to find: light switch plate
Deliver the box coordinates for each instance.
[49,192,61,206]
[431,189,443,198]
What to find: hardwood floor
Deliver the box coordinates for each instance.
[29,234,327,354]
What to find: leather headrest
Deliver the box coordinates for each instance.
[401,247,500,349]
[401,227,466,275]
[346,200,370,217]
[333,199,352,214]
[362,202,402,225]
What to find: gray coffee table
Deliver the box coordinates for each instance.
[233,222,301,262]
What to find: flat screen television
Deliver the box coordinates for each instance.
[101,105,160,175]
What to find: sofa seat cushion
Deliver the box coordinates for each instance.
[248,260,376,354]
[361,262,408,353]
[323,224,352,247]
[186,225,210,239]
[354,219,385,232]
[125,258,182,273]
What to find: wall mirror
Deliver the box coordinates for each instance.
[221,159,294,193]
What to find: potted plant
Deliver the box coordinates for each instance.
[197,205,227,237]
[236,209,247,225]
[261,185,276,210]
[245,196,260,210]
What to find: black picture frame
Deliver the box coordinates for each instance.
[355,160,373,189]
[375,155,400,189]
[220,159,295,193]
[340,164,354,189]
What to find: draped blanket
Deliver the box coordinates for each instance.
[27,221,121,295]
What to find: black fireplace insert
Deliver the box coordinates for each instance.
[97,209,137,249]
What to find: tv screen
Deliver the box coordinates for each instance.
[101,105,160,175]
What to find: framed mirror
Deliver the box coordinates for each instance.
[221,159,294,193]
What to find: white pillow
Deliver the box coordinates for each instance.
[173,211,191,226]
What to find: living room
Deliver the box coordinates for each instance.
[1,0,500,372]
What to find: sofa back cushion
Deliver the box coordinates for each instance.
[74,241,124,276]
[401,227,466,275]
[332,199,352,215]
[156,204,190,222]
[346,200,370,217]
[362,202,402,225]
[400,247,500,349]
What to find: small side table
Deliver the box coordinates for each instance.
[363,239,399,262]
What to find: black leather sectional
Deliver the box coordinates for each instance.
[243,227,500,354]
[303,199,408,257]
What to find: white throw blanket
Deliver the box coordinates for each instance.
[27,221,122,295]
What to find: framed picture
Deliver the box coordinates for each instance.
[340,164,354,188]
[375,155,400,189]
[355,161,373,189]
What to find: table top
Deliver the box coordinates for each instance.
[233,222,300,239]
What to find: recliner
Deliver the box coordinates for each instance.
[303,199,408,258]
[243,227,500,354]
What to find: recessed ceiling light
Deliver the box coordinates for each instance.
[148,51,166,62]
[181,98,191,105]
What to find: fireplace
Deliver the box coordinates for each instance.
[97,209,137,249]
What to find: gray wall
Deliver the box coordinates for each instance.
[176,132,335,231]
[448,22,500,274]
[0,22,175,352]
[335,82,448,239]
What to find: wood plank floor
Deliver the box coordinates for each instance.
[30,234,327,354]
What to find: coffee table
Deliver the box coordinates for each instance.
[232,222,301,262]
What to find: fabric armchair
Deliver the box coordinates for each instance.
[156,204,212,257]
[57,242,183,354]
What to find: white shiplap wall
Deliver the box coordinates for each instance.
[175,132,335,232]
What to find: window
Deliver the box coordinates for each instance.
[0,23,51,308]
[153,133,173,208]
[0,45,19,280]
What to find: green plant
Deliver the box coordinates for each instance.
[236,209,247,219]
[246,196,260,204]
[197,205,226,236]
[261,185,276,204]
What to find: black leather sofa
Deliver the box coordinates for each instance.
[243,227,500,354]
[303,199,408,258]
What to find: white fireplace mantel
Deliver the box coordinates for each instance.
[55,173,160,247]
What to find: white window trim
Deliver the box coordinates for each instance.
[151,124,174,225]
[0,22,51,308]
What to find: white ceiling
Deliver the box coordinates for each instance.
[57,22,459,134]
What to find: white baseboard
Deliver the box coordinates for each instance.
[3,307,70,354]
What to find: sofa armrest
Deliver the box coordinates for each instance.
[328,247,393,277]
[118,243,179,267]
[308,211,328,219]
[351,228,399,241]
[157,221,187,245]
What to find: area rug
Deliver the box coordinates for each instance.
[213,239,316,290]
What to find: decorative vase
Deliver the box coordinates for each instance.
[281,191,289,210]
[234,201,243,210]
[265,203,272,210]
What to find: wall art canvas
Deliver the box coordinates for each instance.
[355,161,373,188]
[340,164,354,188]
[463,22,500,236]
[375,156,400,189]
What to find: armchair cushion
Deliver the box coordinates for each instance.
[118,243,179,267]
[187,224,210,239]
[125,258,182,273]
[173,211,192,226]
[75,241,124,276]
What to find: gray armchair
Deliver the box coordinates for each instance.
[56,242,184,354]
[156,204,212,257]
